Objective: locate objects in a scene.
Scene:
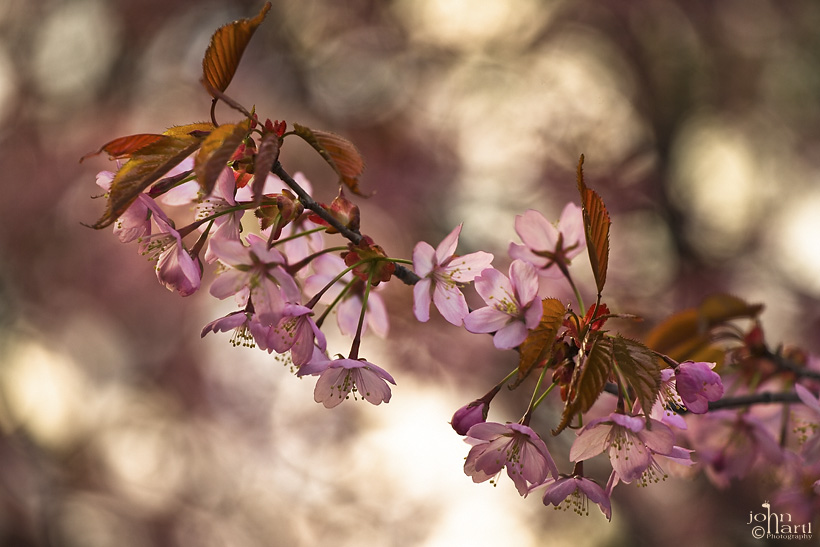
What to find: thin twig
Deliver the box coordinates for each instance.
[272,162,420,286]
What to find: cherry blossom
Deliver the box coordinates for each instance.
[267,304,327,366]
[197,167,244,263]
[200,310,256,348]
[508,203,585,278]
[538,475,611,520]
[141,208,202,297]
[96,169,154,245]
[297,353,396,408]
[208,233,300,325]
[569,412,675,484]
[675,361,724,414]
[464,422,558,496]
[463,260,542,349]
[689,410,784,488]
[412,224,494,326]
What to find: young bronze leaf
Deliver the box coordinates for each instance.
[250,131,281,204]
[164,122,215,139]
[202,2,271,96]
[516,298,566,382]
[646,293,763,362]
[611,335,662,426]
[292,123,366,195]
[698,293,764,325]
[80,134,164,163]
[194,119,251,196]
[91,134,204,229]
[553,334,612,435]
[576,155,610,294]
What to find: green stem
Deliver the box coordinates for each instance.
[315,278,355,328]
[348,268,375,360]
[522,363,554,425]
[287,246,349,279]
[310,257,375,324]
[272,226,327,247]
[558,262,584,314]
[531,381,558,413]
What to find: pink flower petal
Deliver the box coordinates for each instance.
[412,278,432,322]
[569,423,611,462]
[493,321,528,349]
[464,306,511,334]
[509,260,538,306]
[432,282,469,325]
[473,268,513,305]
[795,384,820,416]
[367,294,390,338]
[354,367,393,405]
[609,432,650,483]
[445,251,495,283]
[314,367,349,408]
[412,241,436,277]
[435,224,462,265]
[515,209,559,252]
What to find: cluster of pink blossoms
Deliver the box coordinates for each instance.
[454,359,725,520]
[96,153,820,521]
[97,159,397,409]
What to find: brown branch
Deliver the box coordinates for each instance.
[272,162,420,286]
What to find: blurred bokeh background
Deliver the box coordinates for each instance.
[2,0,820,545]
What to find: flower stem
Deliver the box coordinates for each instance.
[348,268,375,360]
[559,262,585,314]
[307,257,372,312]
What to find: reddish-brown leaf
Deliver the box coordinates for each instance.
[202,2,271,96]
[90,128,207,229]
[645,293,763,363]
[516,298,566,382]
[576,155,610,295]
[292,123,367,195]
[554,332,612,435]
[194,120,251,196]
[80,134,164,163]
[611,335,662,426]
[250,132,281,204]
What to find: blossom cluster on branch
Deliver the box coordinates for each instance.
[83,3,820,521]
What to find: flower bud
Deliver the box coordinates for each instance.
[450,400,488,435]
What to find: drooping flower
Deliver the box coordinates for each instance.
[412,224,494,326]
[267,304,327,366]
[463,260,542,349]
[141,209,202,297]
[297,354,396,408]
[569,412,675,484]
[208,233,301,325]
[508,203,585,278]
[464,422,559,496]
[200,310,256,348]
[675,361,724,414]
[539,474,611,520]
[96,169,154,245]
[197,167,244,263]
